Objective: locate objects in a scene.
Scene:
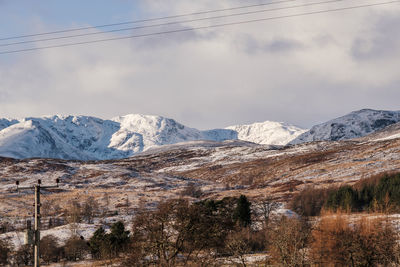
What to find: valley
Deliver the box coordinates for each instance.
[1,109,400,266]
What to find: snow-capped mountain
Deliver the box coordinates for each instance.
[1,109,398,160]
[290,109,400,144]
[109,114,237,155]
[0,114,237,160]
[0,116,119,160]
[226,121,307,146]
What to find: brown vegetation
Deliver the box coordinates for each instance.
[289,186,336,216]
[311,214,399,266]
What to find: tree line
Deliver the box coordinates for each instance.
[290,172,400,216]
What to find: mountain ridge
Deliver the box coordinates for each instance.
[1,109,400,160]
[290,109,400,144]
[0,114,304,160]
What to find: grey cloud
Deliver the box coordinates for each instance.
[238,34,304,54]
[351,15,400,61]
[130,24,213,51]
[268,39,304,52]
[1,1,400,130]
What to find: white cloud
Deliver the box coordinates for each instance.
[0,0,399,129]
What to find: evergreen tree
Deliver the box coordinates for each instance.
[234,195,251,227]
[88,227,106,259]
[326,186,358,212]
[108,221,130,256]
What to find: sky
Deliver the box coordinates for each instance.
[0,0,399,130]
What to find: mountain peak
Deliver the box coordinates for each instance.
[290,109,400,144]
[226,120,307,146]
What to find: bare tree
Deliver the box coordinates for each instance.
[82,196,99,224]
[102,193,110,215]
[268,215,311,267]
[130,199,187,266]
[226,228,252,267]
[259,197,279,228]
[64,200,82,224]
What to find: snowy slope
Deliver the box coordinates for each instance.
[0,114,237,160]
[0,116,120,160]
[360,122,400,142]
[110,114,237,154]
[290,109,400,144]
[226,121,307,146]
[0,118,18,131]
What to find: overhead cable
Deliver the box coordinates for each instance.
[0,0,398,55]
[0,0,348,47]
[0,0,297,41]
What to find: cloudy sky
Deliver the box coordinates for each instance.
[0,0,399,129]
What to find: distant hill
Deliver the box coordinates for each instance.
[290,109,400,144]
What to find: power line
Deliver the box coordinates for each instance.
[0,0,348,48]
[0,0,297,41]
[0,0,398,55]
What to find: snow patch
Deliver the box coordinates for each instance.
[227,121,307,145]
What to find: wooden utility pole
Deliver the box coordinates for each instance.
[17,179,59,267]
[34,184,40,267]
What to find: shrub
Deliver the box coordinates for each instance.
[40,234,62,263]
[0,239,12,265]
[14,244,33,266]
[64,235,88,261]
[181,182,203,198]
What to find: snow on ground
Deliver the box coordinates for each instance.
[0,223,98,249]
[156,142,307,173]
[375,133,400,141]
